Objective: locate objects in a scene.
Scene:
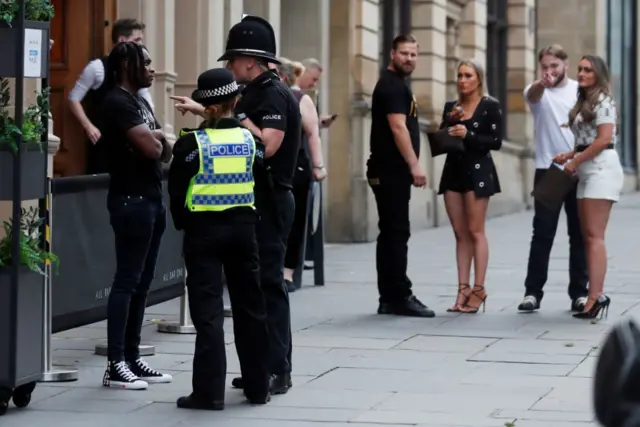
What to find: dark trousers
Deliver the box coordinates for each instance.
[184,220,269,401]
[368,172,413,303]
[524,168,589,301]
[107,194,166,362]
[284,169,312,270]
[256,189,295,375]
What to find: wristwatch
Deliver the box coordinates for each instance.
[236,112,247,121]
[313,164,325,170]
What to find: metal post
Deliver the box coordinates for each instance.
[156,290,196,334]
[40,186,78,382]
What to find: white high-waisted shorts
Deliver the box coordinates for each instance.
[576,148,624,202]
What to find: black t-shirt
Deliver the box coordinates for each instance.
[102,86,163,198]
[368,69,420,174]
[235,70,301,188]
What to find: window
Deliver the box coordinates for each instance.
[607,0,637,169]
[486,0,508,138]
[379,0,412,76]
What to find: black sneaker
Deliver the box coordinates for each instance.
[571,296,588,312]
[518,295,540,312]
[103,361,148,390]
[379,296,435,317]
[128,358,173,383]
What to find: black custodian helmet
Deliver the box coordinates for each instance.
[217,15,281,65]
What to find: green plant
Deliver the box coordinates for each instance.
[0,77,50,153]
[0,0,54,25]
[0,206,58,276]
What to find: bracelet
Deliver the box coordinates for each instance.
[313,164,325,170]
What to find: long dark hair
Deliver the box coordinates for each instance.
[568,55,613,126]
[104,41,148,89]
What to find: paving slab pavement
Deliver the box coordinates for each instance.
[2,193,640,427]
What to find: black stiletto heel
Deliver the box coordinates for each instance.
[573,295,611,320]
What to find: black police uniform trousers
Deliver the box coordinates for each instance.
[367,169,414,303]
[524,168,588,301]
[183,214,270,401]
[256,187,295,375]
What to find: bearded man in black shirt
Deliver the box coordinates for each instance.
[367,34,434,318]
[100,42,173,390]
[171,16,300,395]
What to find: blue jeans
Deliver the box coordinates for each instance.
[106,193,166,362]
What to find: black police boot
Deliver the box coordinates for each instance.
[269,373,291,395]
[231,376,244,389]
[245,392,271,405]
[176,394,225,410]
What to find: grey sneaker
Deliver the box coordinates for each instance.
[518,295,540,312]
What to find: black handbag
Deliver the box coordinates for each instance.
[427,129,465,157]
[531,163,578,211]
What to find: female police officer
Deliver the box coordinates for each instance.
[168,68,270,409]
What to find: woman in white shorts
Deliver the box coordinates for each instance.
[554,55,623,320]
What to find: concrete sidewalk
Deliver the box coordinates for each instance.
[3,193,640,427]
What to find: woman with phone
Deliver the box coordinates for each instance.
[438,59,503,314]
[275,58,327,292]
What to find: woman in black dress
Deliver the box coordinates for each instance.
[438,59,503,314]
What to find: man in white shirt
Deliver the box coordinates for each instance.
[68,18,154,174]
[519,44,588,313]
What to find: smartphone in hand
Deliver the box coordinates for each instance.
[321,114,338,128]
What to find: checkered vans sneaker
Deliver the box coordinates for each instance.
[128,358,173,384]
[518,295,540,312]
[103,361,148,390]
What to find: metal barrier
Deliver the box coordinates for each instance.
[40,185,78,382]
[292,180,325,289]
[156,290,196,334]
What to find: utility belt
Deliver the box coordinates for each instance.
[576,143,614,153]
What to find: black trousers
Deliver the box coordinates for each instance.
[184,220,269,401]
[524,168,589,301]
[368,172,413,303]
[284,168,312,270]
[256,189,295,375]
[107,194,165,362]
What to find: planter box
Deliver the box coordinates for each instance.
[0,20,50,78]
[0,267,45,388]
[0,143,47,201]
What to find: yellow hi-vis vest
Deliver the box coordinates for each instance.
[185,127,256,212]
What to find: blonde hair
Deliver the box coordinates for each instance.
[538,44,569,62]
[456,59,487,100]
[201,98,237,128]
[278,59,305,88]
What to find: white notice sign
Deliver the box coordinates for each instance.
[24,28,43,78]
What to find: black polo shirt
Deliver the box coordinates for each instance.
[368,69,420,175]
[234,70,301,188]
[102,86,163,198]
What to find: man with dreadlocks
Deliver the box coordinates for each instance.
[100,41,173,390]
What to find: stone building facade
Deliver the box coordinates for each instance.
[8,0,638,243]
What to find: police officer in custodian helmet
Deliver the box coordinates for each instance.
[168,68,271,409]
[170,15,301,395]
[221,15,302,395]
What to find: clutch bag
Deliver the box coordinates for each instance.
[427,129,465,157]
[531,163,578,211]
